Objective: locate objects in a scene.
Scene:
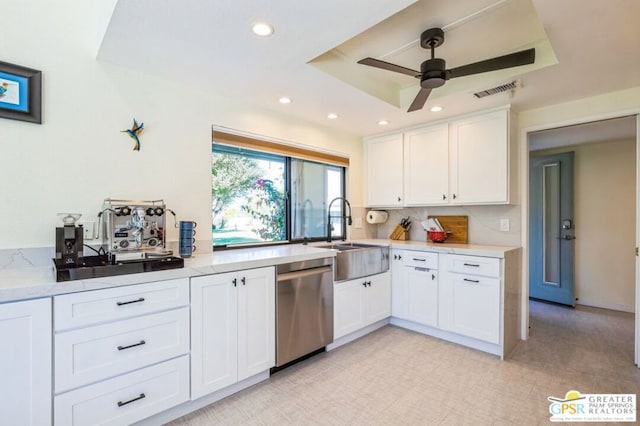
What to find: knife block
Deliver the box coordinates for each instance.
[389,224,409,240]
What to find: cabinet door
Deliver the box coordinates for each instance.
[365,133,404,207]
[334,279,365,339]
[390,251,409,319]
[237,267,275,381]
[0,298,51,426]
[404,123,450,205]
[450,109,508,204]
[365,271,391,324]
[190,272,238,399]
[448,273,501,344]
[406,267,438,327]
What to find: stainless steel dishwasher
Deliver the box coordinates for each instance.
[275,257,333,367]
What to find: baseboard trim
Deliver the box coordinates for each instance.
[133,370,270,425]
[326,319,389,351]
[576,300,635,313]
[389,317,503,358]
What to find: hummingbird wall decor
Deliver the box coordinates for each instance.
[121,118,144,151]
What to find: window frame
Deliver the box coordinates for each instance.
[212,144,346,250]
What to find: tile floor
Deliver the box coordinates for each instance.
[169,301,638,425]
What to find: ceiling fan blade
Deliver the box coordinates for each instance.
[447,48,535,79]
[358,57,421,78]
[408,87,432,112]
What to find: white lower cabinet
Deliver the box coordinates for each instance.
[440,273,500,344]
[53,278,191,425]
[54,356,189,426]
[439,254,502,344]
[190,266,275,399]
[392,250,512,356]
[0,298,51,426]
[391,250,438,327]
[334,271,391,340]
[55,307,190,393]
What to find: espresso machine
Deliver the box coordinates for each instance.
[100,198,175,261]
[55,213,84,266]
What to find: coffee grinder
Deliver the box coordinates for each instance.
[55,213,84,266]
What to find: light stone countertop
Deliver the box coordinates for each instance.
[0,239,519,304]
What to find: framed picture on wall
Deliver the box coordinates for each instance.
[0,60,42,124]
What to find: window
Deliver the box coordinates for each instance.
[212,143,346,248]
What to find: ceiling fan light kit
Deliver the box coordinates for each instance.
[358,27,535,112]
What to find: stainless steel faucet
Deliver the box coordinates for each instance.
[326,197,352,242]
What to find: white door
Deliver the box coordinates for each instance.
[450,109,508,204]
[406,267,438,327]
[365,272,391,324]
[237,267,275,381]
[0,298,51,426]
[190,272,238,399]
[365,133,404,207]
[334,279,365,339]
[404,123,450,205]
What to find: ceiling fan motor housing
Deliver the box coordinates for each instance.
[420,58,447,88]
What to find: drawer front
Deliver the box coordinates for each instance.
[446,254,500,277]
[54,278,189,331]
[55,356,189,426]
[403,251,438,269]
[55,307,189,393]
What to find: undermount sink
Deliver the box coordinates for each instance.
[316,242,389,282]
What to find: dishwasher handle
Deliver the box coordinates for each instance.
[277,265,333,282]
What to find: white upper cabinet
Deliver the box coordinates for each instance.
[364,108,511,207]
[404,123,450,206]
[449,109,509,204]
[364,133,404,207]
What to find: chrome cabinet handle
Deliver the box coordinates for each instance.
[412,258,426,262]
[117,340,146,351]
[117,393,146,407]
[362,281,367,287]
[116,297,145,306]
[463,278,480,283]
[232,278,237,287]
[241,277,246,285]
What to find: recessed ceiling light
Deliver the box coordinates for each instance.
[279,97,291,104]
[430,106,443,112]
[327,113,338,119]
[378,120,389,126]
[252,22,274,37]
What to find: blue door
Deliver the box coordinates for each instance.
[529,152,575,306]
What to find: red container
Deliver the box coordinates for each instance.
[427,231,448,243]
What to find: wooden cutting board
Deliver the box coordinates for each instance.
[427,215,468,244]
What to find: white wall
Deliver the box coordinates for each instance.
[532,139,636,312]
[0,0,362,249]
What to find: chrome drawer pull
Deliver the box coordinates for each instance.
[117,393,146,407]
[117,340,146,351]
[463,278,480,283]
[463,263,480,267]
[412,258,426,262]
[116,297,145,306]
[415,267,429,272]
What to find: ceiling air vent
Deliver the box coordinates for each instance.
[473,80,519,98]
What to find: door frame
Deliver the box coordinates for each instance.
[519,108,640,366]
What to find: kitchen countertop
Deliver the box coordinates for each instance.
[0,239,518,304]
[353,239,519,258]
